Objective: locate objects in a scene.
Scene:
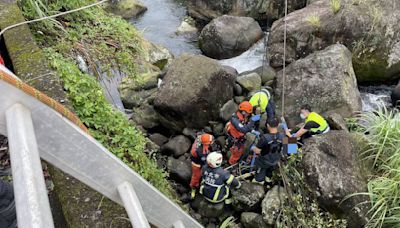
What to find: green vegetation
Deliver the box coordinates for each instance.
[330,0,341,14]
[17,0,176,198]
[306,14,321,29]
[348,106,400,228]
[275,154,347,227]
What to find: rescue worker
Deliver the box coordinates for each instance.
[226,101,260,165]
[249,89,275,119]
[190,133,215,198]
[200,152,241,204]
[284,104,330,142]
[251,118,284,184]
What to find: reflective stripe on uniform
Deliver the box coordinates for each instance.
[226,175,235,185]
[305,112,328,133]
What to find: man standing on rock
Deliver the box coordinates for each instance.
[284,104,330,142]
[226,101,260,165]
[251,118,284,184]
[249,89,275,120]
[200,152,241,204]
[190,133,215,199]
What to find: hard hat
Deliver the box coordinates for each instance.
[207,152,223,168]
[200,133,214,145]
[239,101,253,114]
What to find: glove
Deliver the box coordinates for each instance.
[280,123,288,130]
[251,130,260,137]
[291,133,298,138]
[251,114,261,122]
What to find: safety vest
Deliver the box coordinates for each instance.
[305,112,328,133]
[226,112,246,139]
[190,138,209,166]
[249,91,269,113]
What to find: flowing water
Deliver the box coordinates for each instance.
[100,0,393,113]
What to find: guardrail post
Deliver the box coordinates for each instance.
[117,182,150,228]
[6,103,54,228]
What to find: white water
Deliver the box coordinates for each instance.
[359,85,394,112]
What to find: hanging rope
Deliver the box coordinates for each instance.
[281,0,288,117]
[0,0,109,37]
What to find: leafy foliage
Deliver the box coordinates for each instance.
[275,154,347,227]
[350,106,400,228]
[18,0,176,199]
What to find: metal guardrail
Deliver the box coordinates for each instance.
[0,66,203,228]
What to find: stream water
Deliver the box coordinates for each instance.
[100,0,393,113]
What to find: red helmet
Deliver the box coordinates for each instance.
[200,133,214,145]
[239,101,253,114]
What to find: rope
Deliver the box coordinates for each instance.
[0,0,109,37]
[281,0,288,116]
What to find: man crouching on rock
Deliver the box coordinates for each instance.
[199,152,241,204]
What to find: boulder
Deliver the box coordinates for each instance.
[326,113,348,131]
[130,103,160,129]
[274,44,361,126]
[141,40,174,70]
[187,0,307,23]
[119,70,160,92]
[119,88,157,109]
[154,54,237,131]
[176,17,199,40]
[149,133,169,146]
[236,73,262,93]
[261,185,286,225]
[234,83,243,96]
[241,65,276,84]
[211,122,225,136]
[105,0,147,19]
[197,199,225,218]
[167,157,191,184]
[220,100,238,122]
[161,135,192,158]
[240,212,269,228]
[232,182,265,212]
[302,131,369,227]
[268,0,400,83]
[199,15,263,59]
[234,96,245,104]
[391,82,400,107]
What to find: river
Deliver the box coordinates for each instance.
[100,0,393,113]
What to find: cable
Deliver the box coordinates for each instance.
[0,0,109,37]
[281,0,288,117]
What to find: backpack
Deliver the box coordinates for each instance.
[267,134,283,154]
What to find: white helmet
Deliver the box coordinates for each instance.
[207,152,223,168]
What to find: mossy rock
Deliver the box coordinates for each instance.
[105,0,147,19]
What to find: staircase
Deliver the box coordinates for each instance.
[0,65,202,228]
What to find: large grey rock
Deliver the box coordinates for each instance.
[391,82,400,107]
[236,73,262,92]
[130,103,160,129]
[199,15,263,59]
[187,0,307,23]
[198,199,225,218]
[149,133,169,146]
[232,182,265,212]
[268,0,400,83]
[261,185,286,225]
[274,44,361,126]
[142,40,174,70]
[220,100,238,122]
[161,135,192,158]
[326,113,348,131]
[120,88,157,109]
[154,54,237,131]
[302,131,369,227]
[167,157,191,184]
[176,17,199,40]
[105,0,147,19]
[241,212,269,228]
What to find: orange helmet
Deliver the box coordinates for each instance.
[200,133,214,145]
[239,101,253,114]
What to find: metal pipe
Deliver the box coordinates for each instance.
[6,103,54,228]
[117,182,150,228]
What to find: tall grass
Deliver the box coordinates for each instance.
[306,14,321,29]
[352,105,400,227]
[330,0,341,14]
